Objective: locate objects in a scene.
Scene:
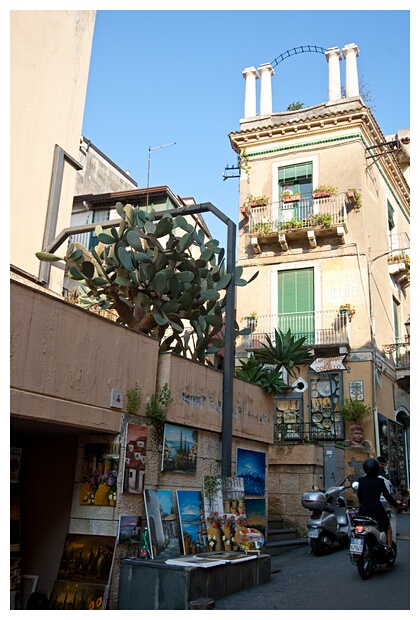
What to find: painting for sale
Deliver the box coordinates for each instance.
[236,448,266,496]
[122,424,148,494]
[144,489,181,559]
[162,423,198,474]
[176,489,203,555]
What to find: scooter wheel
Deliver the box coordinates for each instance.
[357,540,374,579]
[386,543,397,567]
[310,534,332,556]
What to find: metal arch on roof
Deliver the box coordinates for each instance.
[271,45,327,68]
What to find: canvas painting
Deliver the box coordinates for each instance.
[80,443,119,506]
[162,423,198,474]
[176,489,204,555]
[202,476,248,552]
[56,534,116,585]
[123,424,148,494]
[236,448,266,496]
[144,489,181,559]
[118,516,142,545]
[49,581,106,610]
[244,498,266,538]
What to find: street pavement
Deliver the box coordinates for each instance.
[213,513,410,611]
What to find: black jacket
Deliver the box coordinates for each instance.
[357,474,399,526]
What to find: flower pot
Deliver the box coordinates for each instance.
[282,194,301,203]
[313,191,332,199]
[240,205,250,218]
[346,190,356,204]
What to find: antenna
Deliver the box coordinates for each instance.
[146,142,176,206]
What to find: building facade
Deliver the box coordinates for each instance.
[230,44,410,499]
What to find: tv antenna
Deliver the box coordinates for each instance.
[147,142,176,206]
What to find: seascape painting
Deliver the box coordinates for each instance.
[176,489,203,555]
[236,448,266,496]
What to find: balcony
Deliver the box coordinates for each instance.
[242,310,351,355]
[248,193,348,254]
[383,339,410,392]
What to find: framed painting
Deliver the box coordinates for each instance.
[122,424,148,494]
[236,448,266,496]
[80,443,119,506]
[144,489,181,559]
[162,423,198,474]
[244,498,266,538]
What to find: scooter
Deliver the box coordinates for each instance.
[301,479,358,556]
[349,482,397,579]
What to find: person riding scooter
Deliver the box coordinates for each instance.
[357,457,402,554]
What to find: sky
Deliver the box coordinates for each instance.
[79,7,411,245]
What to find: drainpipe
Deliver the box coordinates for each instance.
[325,47,342,102]
[258,63,274,116]
[342,43,360,98]
[242,66,259,118]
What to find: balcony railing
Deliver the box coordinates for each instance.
[242,310,351,351]
[383,339,410,369]
[388,231,410,254]
[248,193,348,240]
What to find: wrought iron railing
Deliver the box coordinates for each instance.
[243,310,351,349]
[273,420,345,444]
[383,339,410,369]
[248,193,347,236]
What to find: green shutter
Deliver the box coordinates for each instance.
[278,162,313,184]
[278,268,314,342]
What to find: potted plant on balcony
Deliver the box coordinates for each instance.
[312,185,338,199]
[339,303,355,320]
[346,188,362,208]
[282,189,301,203]
[244,194,269,208]
[339,398,372,424]
[310,213,333,227]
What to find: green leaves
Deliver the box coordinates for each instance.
[255,328,313,378]
[36,203,259,365]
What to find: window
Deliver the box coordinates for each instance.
[278,162,313,200]
[278,268,314,344]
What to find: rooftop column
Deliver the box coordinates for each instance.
[342,43,360,98]
[242,66,259,118]
[325,47,342,102]
[258,63,275,116]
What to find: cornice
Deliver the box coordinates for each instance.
[229,99,409,212]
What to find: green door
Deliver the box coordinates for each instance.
[278,268,315,344]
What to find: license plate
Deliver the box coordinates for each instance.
[350,537,364,553]
[308,527,319,539]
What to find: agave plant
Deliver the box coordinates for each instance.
[255,328,313,378]
[36,202,258,363]
[235,354,287,395]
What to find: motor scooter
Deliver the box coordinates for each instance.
[301,479,358,556]
[349,482,397,579]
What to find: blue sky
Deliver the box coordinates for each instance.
[81,9,411,243]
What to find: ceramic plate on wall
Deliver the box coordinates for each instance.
[317,380,336,396]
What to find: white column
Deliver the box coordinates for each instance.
[258,63,275,116]
[342,43,360,98]
[242,66,259,118]
[325,47,342,102]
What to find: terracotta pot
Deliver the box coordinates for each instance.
[313,191,332,199]
[282,194,301,203]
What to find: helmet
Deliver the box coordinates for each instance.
[363,457,380,475]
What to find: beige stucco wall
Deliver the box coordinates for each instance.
[10,11,96,292]
[10,280,159,432]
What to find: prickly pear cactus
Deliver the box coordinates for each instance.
[36,203,257,362]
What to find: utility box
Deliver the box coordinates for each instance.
[323,446,345,487]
